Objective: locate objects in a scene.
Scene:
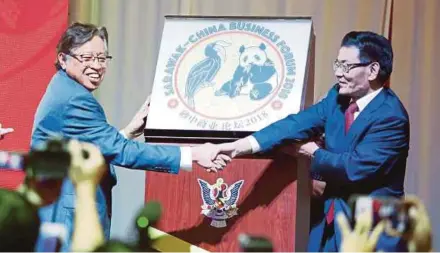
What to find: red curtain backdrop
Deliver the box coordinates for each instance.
[0,0,68,189]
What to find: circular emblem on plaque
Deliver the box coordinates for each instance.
[160,21,299,131]
[173,31,289,120]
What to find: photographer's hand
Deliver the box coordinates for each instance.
[403,195,432,252]
[68,139,106,252]
[68,139,106,186]
[337,211,385,252]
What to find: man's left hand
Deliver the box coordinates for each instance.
[279,141,321,158]
[297,141,320,158]
[311,179,326,198]
[122,96,150,139]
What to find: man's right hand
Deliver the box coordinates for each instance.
[216,138,253,159]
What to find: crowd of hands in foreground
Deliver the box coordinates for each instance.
[0,121,433,252]
[41,139,434,252]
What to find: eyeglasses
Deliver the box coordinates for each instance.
[68,53,113,66]
[333,60,372,73]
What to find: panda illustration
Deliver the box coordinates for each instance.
[215,43,278,100]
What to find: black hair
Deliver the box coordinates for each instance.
[341,31,393,84]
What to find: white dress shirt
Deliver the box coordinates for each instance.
[353,87,383,120]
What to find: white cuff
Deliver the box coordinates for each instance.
[179,146,192,172]
[119,130,128,139]
[246,136,261,153]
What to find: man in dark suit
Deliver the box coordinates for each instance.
[213,31,410,251]
[31,22,225,251]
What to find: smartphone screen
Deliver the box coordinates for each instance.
[350,196,383,227]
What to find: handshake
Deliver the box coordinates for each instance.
[190,138,253,173]
[190,137,323,172]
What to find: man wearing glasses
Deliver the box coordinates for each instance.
[31,22,226,251]
[211,31,410,251]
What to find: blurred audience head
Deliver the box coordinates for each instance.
[0,189,40,251]
[135,201,162,252]
[402,195,432,252]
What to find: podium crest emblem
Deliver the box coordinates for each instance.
[197,178,244,228]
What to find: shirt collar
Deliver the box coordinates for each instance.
[354,87,383,113]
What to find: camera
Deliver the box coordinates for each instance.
[349,195,412,236]
[25,137,71,179]
[0,137,71,180]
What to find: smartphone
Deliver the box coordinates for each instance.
[349,195,411,235]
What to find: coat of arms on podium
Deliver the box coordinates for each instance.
[197,178,244,228]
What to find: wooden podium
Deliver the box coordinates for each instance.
[144,16,315,252]
[145,152,312,252]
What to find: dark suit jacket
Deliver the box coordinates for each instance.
[31,70,182,251]
[252,84,409,251]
